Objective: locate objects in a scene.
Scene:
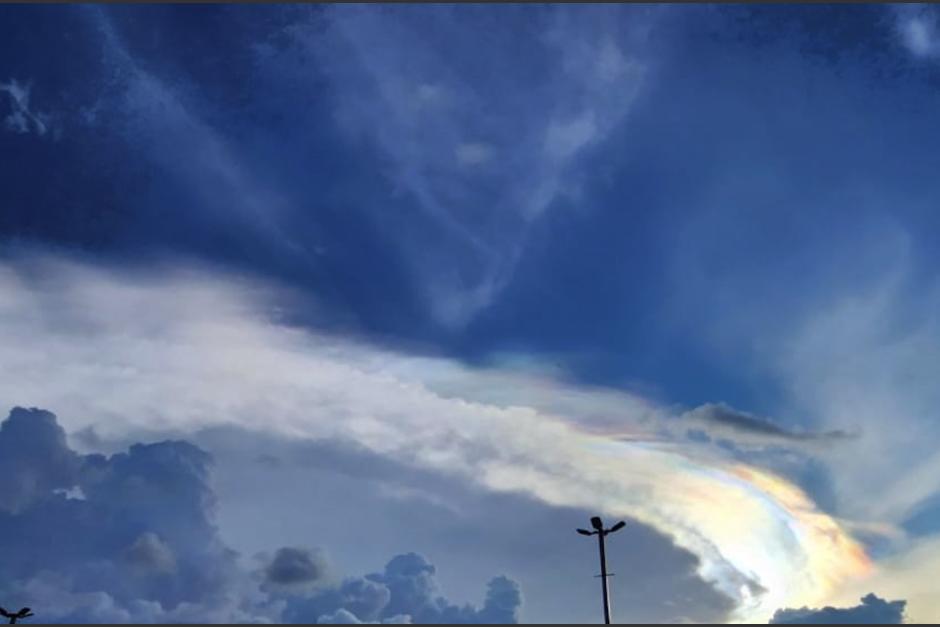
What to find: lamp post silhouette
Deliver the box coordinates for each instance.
[0,608,33,625]
[577,516,626,624]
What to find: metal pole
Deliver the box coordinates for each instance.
[597,530,611,624]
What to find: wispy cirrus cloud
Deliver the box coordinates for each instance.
[80,6,308,261]
[0,79,52,137]
[283,5,658,327]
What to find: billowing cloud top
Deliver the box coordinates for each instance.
[770,593,906,624]
[0,406,522,624]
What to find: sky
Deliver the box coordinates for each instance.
[2,3,940,624]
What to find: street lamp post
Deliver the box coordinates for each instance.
[577,516,626,624]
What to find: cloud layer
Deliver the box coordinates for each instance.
[0,255,871,622]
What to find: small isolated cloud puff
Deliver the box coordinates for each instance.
[894,5,940,59]
[770,593,906,624]
[0,79,51,136]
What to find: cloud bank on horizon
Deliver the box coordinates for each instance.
[0,407,521,624]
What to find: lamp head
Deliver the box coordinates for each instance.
[590,516,604,531]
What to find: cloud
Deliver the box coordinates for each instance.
[0,255,872,622]
[764,262,940,530]
[770,593,906,624]
[894,5,940,59]
[664,174,940,619]
[818,533,940,624]
[263,547,331,593]
[0,79,51,136]
[0,407,267,623]
[0,406,522,624]
[679,403,853,445]
[282,552,520,624]
[0,407,81,514]
[81,7,307,264]
[189,425,735,624]
[454,142,493,167]
[286,5,655,326]
[318,608,366,624]
[123,533,178,577]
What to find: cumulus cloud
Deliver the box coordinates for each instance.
[0,255,872,622]
[0,407,265,623]
[0,79,51,136]
[0,407,522,624]
[770,593,906,624]
[0,407,81,514]
[123,533,178,577]
[282,552,520,624]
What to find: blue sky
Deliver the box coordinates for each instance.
[2,3,940,624]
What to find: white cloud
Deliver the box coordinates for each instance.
[894,6,940,59]
[0,79,51,136]
[772,268,940,526]
[0,254,873,622]
[825,535,940,623]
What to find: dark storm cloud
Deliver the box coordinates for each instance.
[770,593,907,624]
[0,407,522,624]
[264,547,331,590]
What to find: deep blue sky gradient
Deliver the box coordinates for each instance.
[4,5,940,421]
